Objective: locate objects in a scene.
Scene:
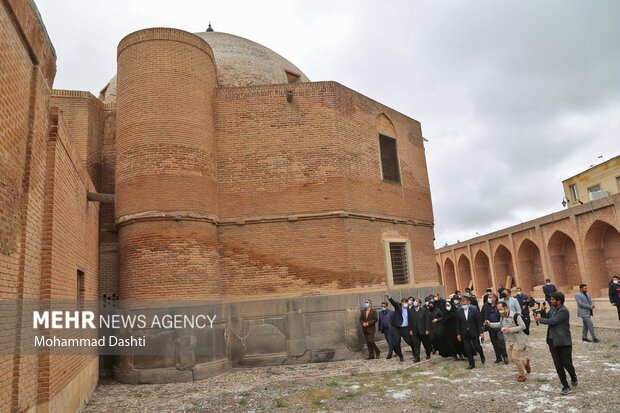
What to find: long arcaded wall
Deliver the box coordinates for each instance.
[436,192,620,298]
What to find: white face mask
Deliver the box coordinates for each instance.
[445,305,452,311]
[517,292,522,295]
[402,303,409,309]
[546,283,551,285]
[614,280,619,284]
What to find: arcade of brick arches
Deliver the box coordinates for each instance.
[436,193,620,299]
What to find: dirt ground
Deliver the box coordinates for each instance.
[83,319,619,413]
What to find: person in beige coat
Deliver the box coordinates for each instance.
[485,301,531,382]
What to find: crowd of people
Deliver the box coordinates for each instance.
[359,274,620,395]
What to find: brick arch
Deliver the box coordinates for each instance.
[376,113,397,138]
[473,250,492,296]
[443,258,457,295]
[457,254,473,291]
[583,220,620,296]
[493,244,514,289]
[548,230,581,288]
[517,239,544,294]
[436,262,442,285]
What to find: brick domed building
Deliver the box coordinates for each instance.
[79,26,441,382]
[2,2,439,407]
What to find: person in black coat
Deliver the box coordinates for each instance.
[515,287,532,335]
[428,300,442,354]
[482,288,493,306]
[384,292,415,362]
[464,288,479,309]
[410,298,432,361]
[543,279,557,305]
[534,292,577,395]
[481,293,507,364]
[377,302,396,359]
[435,301,458,358]
[456,296,486,369]
[609,274,620,322]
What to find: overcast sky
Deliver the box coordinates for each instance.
[36,0,620,248]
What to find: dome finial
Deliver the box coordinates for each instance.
[206,22,214,32]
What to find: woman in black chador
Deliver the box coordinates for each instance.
[436,298,462,359]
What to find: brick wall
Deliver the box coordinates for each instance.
[1,1,99,411]
[40,109,99,402]
[215,81,437,299]
[50,90,105,191]
[0,0,56,410]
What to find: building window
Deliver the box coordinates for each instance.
[587,184,601,193]
[77,269,85,309]
[379,134,400,183]
[569,184,578,202]
[388,242,409,285]
[616,176,620,190]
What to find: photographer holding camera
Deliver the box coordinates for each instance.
[534,291,578,395]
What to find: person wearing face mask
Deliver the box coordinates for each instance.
[485,302,530,382]
[384,292,414,362]
[481,293,508,364]
[428,300,442,355]
[499,288,521,316]
[542,279,557,306]
[482,288,493,306]
[450,295,466,358]
[456,296,485,369]
[433,293,446,310]
[451,294,462,308]
[436,300,459,359]
[515,287,532,335]
[534,292,577,395]
[359,299,380,359]
[464,288,479,309]
[377,301,396,359]
[609,274,620,322]
[410,298,432,362]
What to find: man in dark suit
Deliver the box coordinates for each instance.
[534,291,578,395]
[542,279,557,305]
[384,292,414,362]
[456,296,485,369]
[410,298,432,362]
[609,274,620,322]
[377,301,396,359]
[515,287,532,335]
[360,299,380,359]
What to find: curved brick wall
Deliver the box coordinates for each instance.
[115,28,220,299]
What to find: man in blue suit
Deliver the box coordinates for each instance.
[378,301,396,359]
[575,284,599,342]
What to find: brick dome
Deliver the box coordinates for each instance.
[100,31,309,103]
